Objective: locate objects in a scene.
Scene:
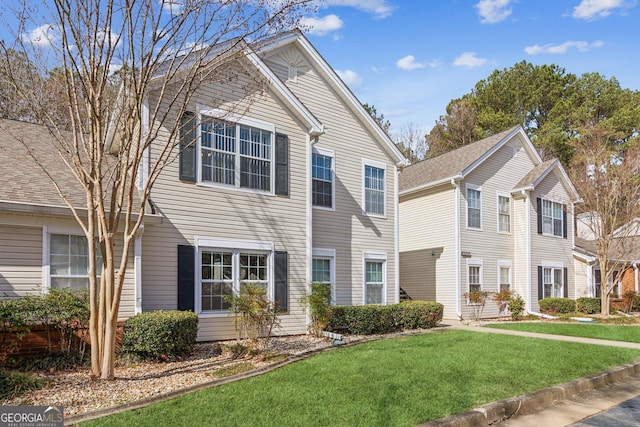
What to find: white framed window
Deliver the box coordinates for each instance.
[312,148,335,209]
[195,237,274,314]
[363,251,387,305]
[594,269,620,298]
[498,261,511,292]
[363,159,386,217]
[467,258,483,293]
[48,233,102,290]
[199,113,274,193]
[542,199,564,237]
[466,184,481,229]
[312,248,336,304]
[497,193,511,233]
[542,263,564,298]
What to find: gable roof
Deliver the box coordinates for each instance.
[575,236,640,262]
[512,158,581,201]
[399,125,525,194]
[258,30,409,166]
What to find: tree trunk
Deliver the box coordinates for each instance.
[100,312,118,380]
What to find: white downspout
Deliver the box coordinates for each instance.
[134,228,143,314]
[394,166,400,304]
[522,190,532,313]
[634,262,639,293]
[305,134,313,329]
[452,179,462,319]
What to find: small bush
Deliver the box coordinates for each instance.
[508,294,525,320]
[621,291,636,314]
[301,283,332,334]
[0,369,45,399]
[391,301,443,330]
[327,301,443,335]
[120,310,198,361]
[576,297,601,314]
[225,285,280,350]
[539,298,576,314]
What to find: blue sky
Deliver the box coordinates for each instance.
[301,0,640,135]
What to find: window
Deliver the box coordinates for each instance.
[363,161,385,216]
[498,194,511,233]
[499,263,511,292]
[542,267,564,298]
[200,119,272,191]
[313,248,335,304]
[467,185,481,229]
[199,249,269,312]
[542,199,563,237]
[469,266,481,292]
[594,269,619,298]
[365,261,384,304]
[312,151,334,208]
[49,234,102,290]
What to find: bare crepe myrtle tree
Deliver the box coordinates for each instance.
[1,0,312,379]
[571,127,640,316]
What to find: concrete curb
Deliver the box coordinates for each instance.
[418,360,640,426]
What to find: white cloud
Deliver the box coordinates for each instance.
[453,52,487,68]
[21,24,59,47]
[161,0,184,15]
[475,0,512,24]
[572,0,634,20]
[319,0,395,19]
[336,69,362,88]
[524,40,605,55]
[300,14,344,36]
[396,55,425,71]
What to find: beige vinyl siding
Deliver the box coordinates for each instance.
[0,224,42,297]
[399,186,457,318]
[270,46,400,307]
[0,217,136,318]
[574,256,592,298]
[458,140,537,318]
[529,172,575,310]
[143,73,309,341]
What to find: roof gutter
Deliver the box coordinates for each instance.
[401,174,462,197]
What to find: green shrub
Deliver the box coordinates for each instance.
[635,295,640,312]
[301,283,332,334]
[120,310,198,361]
[0,369,44,399]
[538,298,576,314]
[391,301,443,330]
[576,297,601,314]
[225,285,280,349]
[508,294,525,320]
[327,301,443,335]
[621,291,636,314]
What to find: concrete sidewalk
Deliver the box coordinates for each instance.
[420,321,640,426]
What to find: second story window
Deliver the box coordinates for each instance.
[542,199,563,237]
[312,150,334,208]
[498,195,511,233]
[364,161,386,216]
[466,185,481,229]
[200,119,272,191]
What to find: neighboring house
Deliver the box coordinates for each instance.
[398,126,581,319]
[0,30,408,341]
[574,235,640,300]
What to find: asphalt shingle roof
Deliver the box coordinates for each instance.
[399,126,519,193]
[512,158,558,191]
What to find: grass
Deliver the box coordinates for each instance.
[82,330,640,427]
[486,322,640,343]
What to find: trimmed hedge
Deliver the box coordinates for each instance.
[326,301,443,335]
[576,297,601,314]
[538,298,576,314]
[120,310,198,361]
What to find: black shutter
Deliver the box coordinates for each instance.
[179,111,197,182]
[177,245,195,311]
[536,198,542,234]
[275,134,289,196]
[563,267,568,298]
[562,205,568,238]
[274,251,288,311]
[537,266,543,300]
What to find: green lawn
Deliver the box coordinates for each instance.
[486,322,640,343]
[82,330,640,427]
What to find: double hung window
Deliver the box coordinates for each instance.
[312,151,334,208]
[49,234,102,290]
[467,186,481,229]
[364,161,385,216]
[542,267,564,298]
[200,119,272,191]
[498,195,511,233]
[542,200,563,237]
